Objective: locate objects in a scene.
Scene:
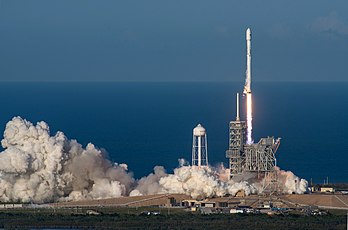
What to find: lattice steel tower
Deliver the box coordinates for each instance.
[226,93,246,177]
[225,93,281,182]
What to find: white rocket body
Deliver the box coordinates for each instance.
[243,28,252,94]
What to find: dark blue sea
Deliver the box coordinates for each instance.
[0,82,347,183]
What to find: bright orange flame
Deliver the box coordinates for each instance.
[246,93,253,144]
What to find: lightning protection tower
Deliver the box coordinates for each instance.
[226,93,247,178]
[192,124,208,167]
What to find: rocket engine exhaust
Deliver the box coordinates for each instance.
[246,93,253,144]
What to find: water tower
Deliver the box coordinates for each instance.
[192,124,208,167]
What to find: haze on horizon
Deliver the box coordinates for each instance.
[0,0,347,82]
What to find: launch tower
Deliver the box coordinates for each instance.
[225,94,281,193]
[225,93,246,177]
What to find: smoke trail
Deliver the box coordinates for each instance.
[246,93,253,144]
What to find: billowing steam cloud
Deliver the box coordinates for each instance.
[158,165,308,199]
[159,166,227,199]
[0,117,134,203]
[0,117,307,203]
[130,166,167,197]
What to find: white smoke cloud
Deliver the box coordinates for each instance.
[227,181,257,196]
[0,117,308,203]
[178,158,189,167]
[159,166,227,199]
[158,164,307,199]
[0,117,134,203]
[130,166,167,196]
[276,167,308,194]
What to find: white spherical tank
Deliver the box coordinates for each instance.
[193,124,206,136]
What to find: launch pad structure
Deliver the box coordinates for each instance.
[225,94,281,194]
[226,28,281,194]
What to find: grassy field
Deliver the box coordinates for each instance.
[0,207,346,229]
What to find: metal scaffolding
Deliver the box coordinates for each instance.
[225,119,246,177]
[225,93,247,176]
[226,93,281,194]
[243,137,280,174]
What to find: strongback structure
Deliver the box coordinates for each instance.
[226,94,281,194]
[192,124,208,167]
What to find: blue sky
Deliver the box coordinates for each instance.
[0,0,347,82]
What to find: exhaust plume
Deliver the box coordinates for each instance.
[0,117,307,203]
[0,117,134,203]
[246,93,253,144]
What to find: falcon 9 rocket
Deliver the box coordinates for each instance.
[244,28,253,144]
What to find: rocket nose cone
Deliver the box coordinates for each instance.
[246,28,251,40]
